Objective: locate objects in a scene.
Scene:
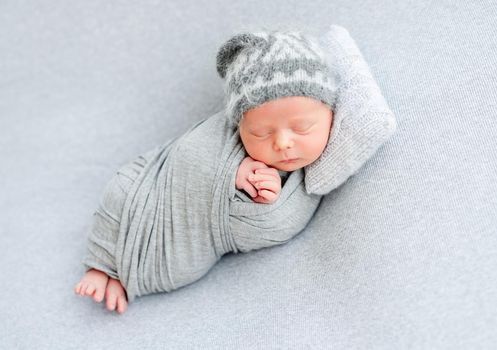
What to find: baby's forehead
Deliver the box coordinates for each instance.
[239,113,326,131]
[241,97,331,120]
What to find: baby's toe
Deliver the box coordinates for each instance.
[106,293,117,311]
[84,284,96,296]
[93,286,105,303]
[79,283,90,296]
[116,297,128,314]
[74,282,82,294]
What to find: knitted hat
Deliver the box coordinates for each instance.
[216,29,338,127]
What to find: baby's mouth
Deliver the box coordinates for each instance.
[279,158,299,164]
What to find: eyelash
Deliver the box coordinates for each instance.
[252,127,312,138]
[295,128,312,134]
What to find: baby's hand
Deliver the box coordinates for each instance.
[235,156,282,204]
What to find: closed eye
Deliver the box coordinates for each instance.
[293,125,313,134]
[252,132,271,138]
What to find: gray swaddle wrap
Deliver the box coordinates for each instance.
[82,25,397,302]
[115,112,321,302]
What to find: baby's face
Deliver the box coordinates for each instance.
[239,96,333,172]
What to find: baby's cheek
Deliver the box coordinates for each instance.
[246,144,271,164]
[306,134,328,157]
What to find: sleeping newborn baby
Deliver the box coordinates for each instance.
[74,26,396,314]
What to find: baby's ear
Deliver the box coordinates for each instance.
[216,33,266,79]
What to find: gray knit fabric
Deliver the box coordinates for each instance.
[216,30,338,127]
[304,26,397,194]
[82,111,322,302]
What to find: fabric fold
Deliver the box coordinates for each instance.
[84,110,322,303]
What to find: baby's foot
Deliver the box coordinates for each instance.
[104,278,128,314]
[74,268,109,303]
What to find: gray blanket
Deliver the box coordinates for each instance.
[82,25,396,303]
[113,113,320,302]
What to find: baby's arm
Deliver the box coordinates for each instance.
[235,156,282,204]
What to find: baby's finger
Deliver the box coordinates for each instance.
[258,189,278,203]
[253,180,279,193]
[242,181,258,198]
[248,173,277,184]
[254,168,280,181]
[250,161,269,172]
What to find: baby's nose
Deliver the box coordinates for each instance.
[273,130,294,151]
